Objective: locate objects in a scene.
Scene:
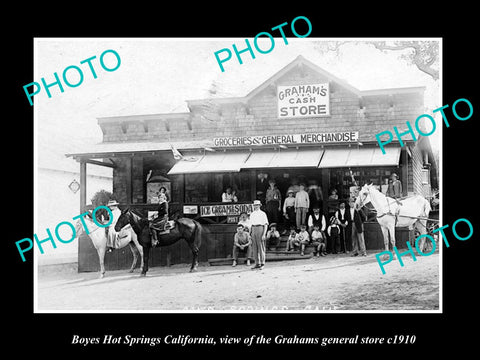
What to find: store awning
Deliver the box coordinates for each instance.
[318,147,401,168]
[241,148,324,169]
[167,151,250,174]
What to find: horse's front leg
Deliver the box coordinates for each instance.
[138,244,144,272]
[97,246,106,278]
[379,225,391,261]
[141,245,150,276]
[388,223,397,259]
[128,242,138,273]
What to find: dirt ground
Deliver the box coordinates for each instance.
[36,251,440,312]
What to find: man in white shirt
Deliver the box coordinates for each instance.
[222,187,238,202]
[307,206,326,234]
[249,200,269,270]
[294,184,310,229]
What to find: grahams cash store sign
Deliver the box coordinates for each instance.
[277,83,330,118]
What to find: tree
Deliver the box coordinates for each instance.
[369,41,439,81]
[91,189,113,207]
[313,40,439,81]
[90,189,114,221]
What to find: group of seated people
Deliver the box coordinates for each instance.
[232,206,332,266]
[232,197,367,267]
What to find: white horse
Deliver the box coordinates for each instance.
[74,215,144,278]
[354,183,431,257]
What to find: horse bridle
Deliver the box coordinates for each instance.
[78,213,104,234]
[357,187,370,209]
[122,209,142,234]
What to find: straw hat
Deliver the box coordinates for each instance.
[107,200,120,207]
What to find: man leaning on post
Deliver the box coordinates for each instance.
[349,198,367,257]
[249,199,269,270]
[386,173,402,199]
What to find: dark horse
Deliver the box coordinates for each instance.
[114,208,205,276]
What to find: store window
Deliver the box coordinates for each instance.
[185,171,253,203]
[212,172,253,202]
[185,173,209,203]
[329,167,398,199]
[232,171,252,201]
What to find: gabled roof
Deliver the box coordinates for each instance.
[245,55,362,98]
[186,55,425,107]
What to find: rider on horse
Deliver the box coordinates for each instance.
[150,187,170,247]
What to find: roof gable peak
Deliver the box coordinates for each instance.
[245,55,362,99]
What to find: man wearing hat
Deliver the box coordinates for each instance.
[265,179,282,225]
[265,223,280,250]
[249,200,269,270]
[349,198,367,257]
[386,173,402,199]
[106,199,121,250]
[307,205,326,234]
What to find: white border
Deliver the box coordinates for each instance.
[33,37,443,314]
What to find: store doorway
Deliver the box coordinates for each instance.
[256,168,324,231]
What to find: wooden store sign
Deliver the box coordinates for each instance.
[277,83,330,118]
[200,203,254,217]
[213,131,359,147]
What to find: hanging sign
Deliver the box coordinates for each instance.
[213,131,359,147]
[200,203,254,217]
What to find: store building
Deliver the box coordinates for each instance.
[67,55,438,272]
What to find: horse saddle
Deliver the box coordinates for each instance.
[150,218,175,235]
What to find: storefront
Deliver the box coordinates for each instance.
[67,55,438,271]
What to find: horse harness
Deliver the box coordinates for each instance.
[360,186,403,224]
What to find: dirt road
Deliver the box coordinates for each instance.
[36,251,440,312]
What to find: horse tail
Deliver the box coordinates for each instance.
[193,219,210,248]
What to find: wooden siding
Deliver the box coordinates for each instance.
[98,58,424,145]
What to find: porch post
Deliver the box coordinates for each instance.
[80,160,87,213]
[126,156,133,205]
[401,148,409,197]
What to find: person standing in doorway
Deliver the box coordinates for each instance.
[286,177,300,197]
[307,180,323,214]
[265,179,282,225]
[249,200,269,270]
[283,189,296,230]
[335,200,348,253]
[256,173,269,207]
[295,183,310,229]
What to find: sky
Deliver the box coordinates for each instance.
[34,38,441,173]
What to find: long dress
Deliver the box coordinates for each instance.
[107,207,122,248]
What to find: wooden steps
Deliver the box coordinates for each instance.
[208,234,317,266]
[208,252,313,266]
